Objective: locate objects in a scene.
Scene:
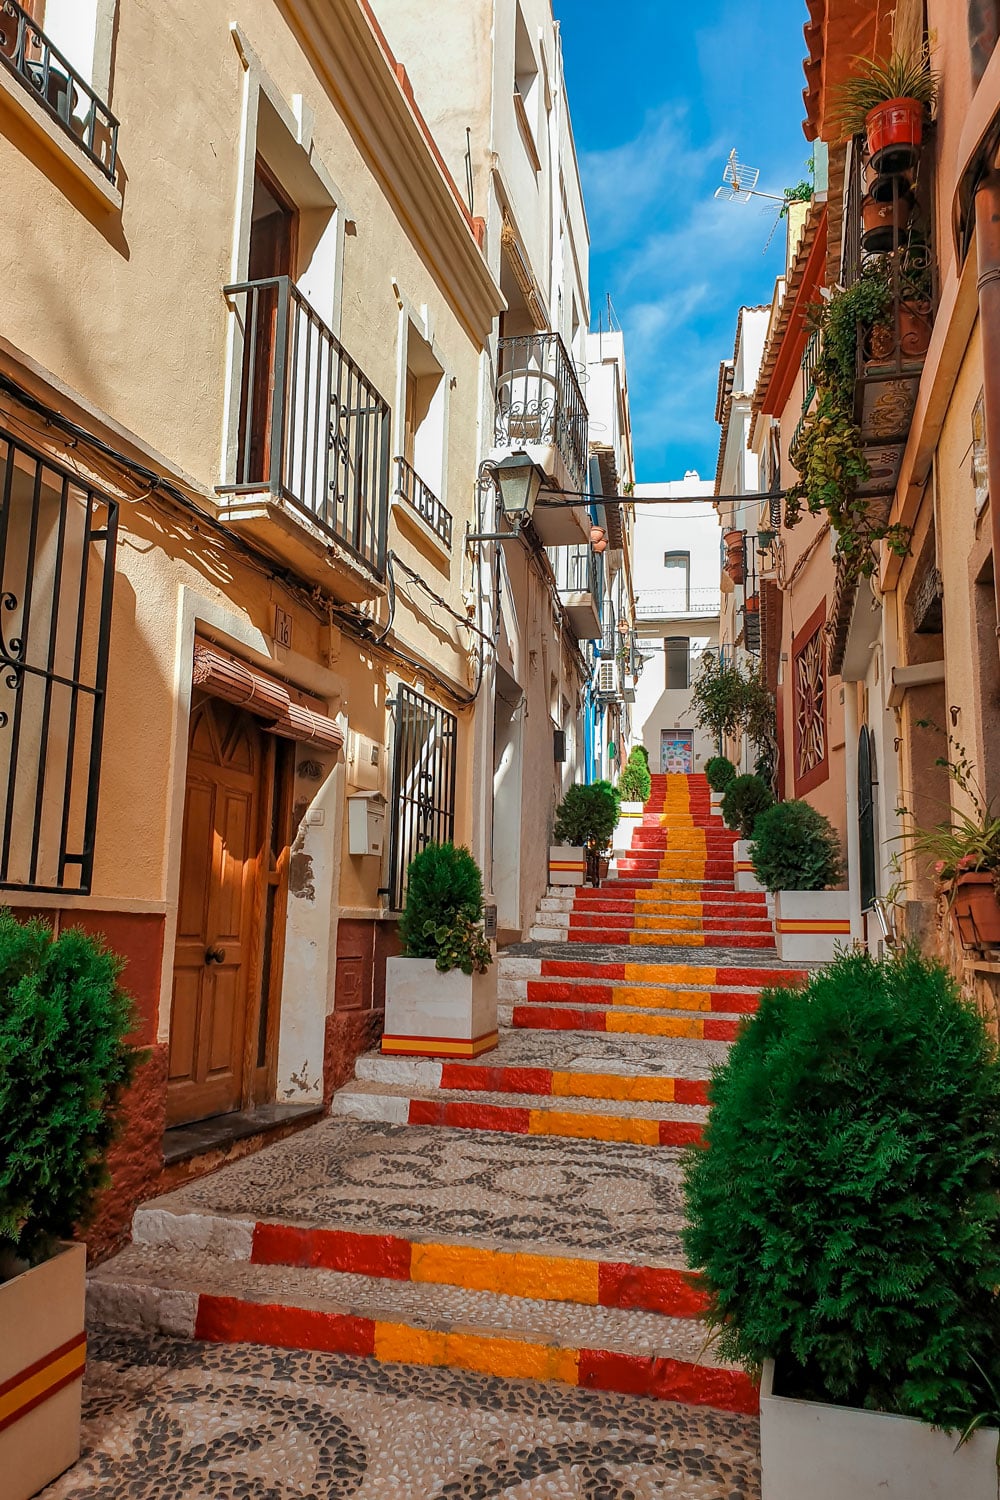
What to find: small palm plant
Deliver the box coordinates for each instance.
[833,46,939,138]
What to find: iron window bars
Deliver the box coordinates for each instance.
[394,456,453,550]
[221,276,391,579]
[387,684,458,912]
[0,0,118,181]
[495,333,589,493]
[0,429,118,893]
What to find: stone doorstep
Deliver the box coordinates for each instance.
[87,1247,757,1415]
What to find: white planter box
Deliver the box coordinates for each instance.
[710,790,725,810]
[549,844,586,886]
[760,1360,999,1500]
[734,839,765,893]
[614,802,644,855]
[382,956,498,1058]
[0,1242,86,1500]
[774,890,851,963]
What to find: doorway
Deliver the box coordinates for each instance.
[238,159,298,487]
[660,730,693,774]
[167,694,291,1128]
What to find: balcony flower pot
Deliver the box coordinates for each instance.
[757,529,776,552]
[898,300,933,359]
[773,889,851,962]
[723,530,746,585]
[745,593,760,615]
[549,844,586,886]
[866,97,924,173]
[0,1243,87,1500]
[861,190,913,254]
[382,956,498,1059]
[759,1359,999,1500]
[949,870,1000,949]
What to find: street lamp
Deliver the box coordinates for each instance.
[467,452,547,541]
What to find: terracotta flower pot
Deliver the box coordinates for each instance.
[745,593,760,615]
[950,870,1000,948]
[861,190,913,253]
[865,97,924,173]
[897,300,933,358]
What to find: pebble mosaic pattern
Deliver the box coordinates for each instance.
[39,1335,761,1499]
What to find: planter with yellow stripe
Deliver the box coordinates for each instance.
[549,845,587,886]
[0,1242,86,1500]
[773,890,852,962]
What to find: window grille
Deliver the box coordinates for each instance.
[387,685,458,910]
[0,430,118,892]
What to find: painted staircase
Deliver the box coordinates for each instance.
[90,774,806,1422]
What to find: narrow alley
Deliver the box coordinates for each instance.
[43,776,801,1498]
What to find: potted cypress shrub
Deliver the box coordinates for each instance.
[550,781,619,889]
[383,843,496,1059]
[0,912,137,1500]
[722,775,774,900]
[684,948,1000,1500]
[705,754,736,812]
[749,799,847,960]
[615,748,652,859]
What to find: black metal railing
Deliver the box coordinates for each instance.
[221,276,391,579]
[551,542,602,605]
[394,456,452,550]
[0,429,118,893]
[0,0,118,181]
[387,685,458,911]
[495,333,589,492]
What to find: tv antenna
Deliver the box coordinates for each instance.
[715,149,803,253]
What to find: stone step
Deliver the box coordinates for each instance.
[506,1000,747,1041]
[566,927,776,950]
[524,980,760,1014]
[89,1245,756,1413]
[496,955,805,987]
[356,1051,711,1106]
[568,912,774,933]
[331,1079,708,1148]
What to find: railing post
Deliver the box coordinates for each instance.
[268,278,290,498]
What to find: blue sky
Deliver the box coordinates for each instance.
[554,0,812,483]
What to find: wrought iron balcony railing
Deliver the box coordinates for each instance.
[550,542,603,606]
[221,276,391,578]
[495,333,589,492]
[394,456,452,550]
[0,0,118,180]
[634,587,721,619]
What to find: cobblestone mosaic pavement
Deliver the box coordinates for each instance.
[40,1335,761,1500]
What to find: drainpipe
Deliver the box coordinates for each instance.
[842,684,864,945]
[974,166,1000,637]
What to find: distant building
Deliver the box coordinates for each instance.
[632,474,720,774]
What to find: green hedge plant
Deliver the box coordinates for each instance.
[749,799,843,893]
[705,756,737,793]
[0,912,138,1271]
[683,947,1000,1429]
[618,746,652,804]
[721,774,773,839]
[399,843,492,975]
[553,781,620,852]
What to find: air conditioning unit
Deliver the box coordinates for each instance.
[597,659,619,698]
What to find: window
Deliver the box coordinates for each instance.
[513,5,541,170]
[387,686,458,910]
[0,429,118,893]
[792,604,828,794]
[970,1,1000,86]
[664,551,690,611]
[665,637,690,691]
[394,321,451,549]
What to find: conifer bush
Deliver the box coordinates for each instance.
[398,843,492,975]
[705,755,737,793]
[0,912,137,1269]
[749,798,842,892]
[618,746,652,804]
[683,948,1000,1428]
[553,781,620,851]
[721,773,773,838]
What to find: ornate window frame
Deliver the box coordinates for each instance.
[792,599,828,796]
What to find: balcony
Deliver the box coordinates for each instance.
[218,277,391,599]
[0,0,118,181]
[394,456,452,552]
[550,543,603,640]
[495,333,590,545]
[634,588,721,620]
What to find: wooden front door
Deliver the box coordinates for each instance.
[167,695,282,1127]
[239,159,298,487]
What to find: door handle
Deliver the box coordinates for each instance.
[205,945,226,966]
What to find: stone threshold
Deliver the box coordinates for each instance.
[162,1102,324,1168]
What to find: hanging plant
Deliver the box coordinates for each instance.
[785,264,911,574]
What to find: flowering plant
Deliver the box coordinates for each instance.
[900,736,1000,898]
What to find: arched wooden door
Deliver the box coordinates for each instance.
[167,695,284,1127]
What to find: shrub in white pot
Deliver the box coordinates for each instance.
[705,755,737,810]
[750,799,848,960]
[684,948,1000,1500]
[0,911,137,1500]
[550,781,619,888]
[383,842,497,1058]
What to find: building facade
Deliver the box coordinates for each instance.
[0,0,630,1251]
